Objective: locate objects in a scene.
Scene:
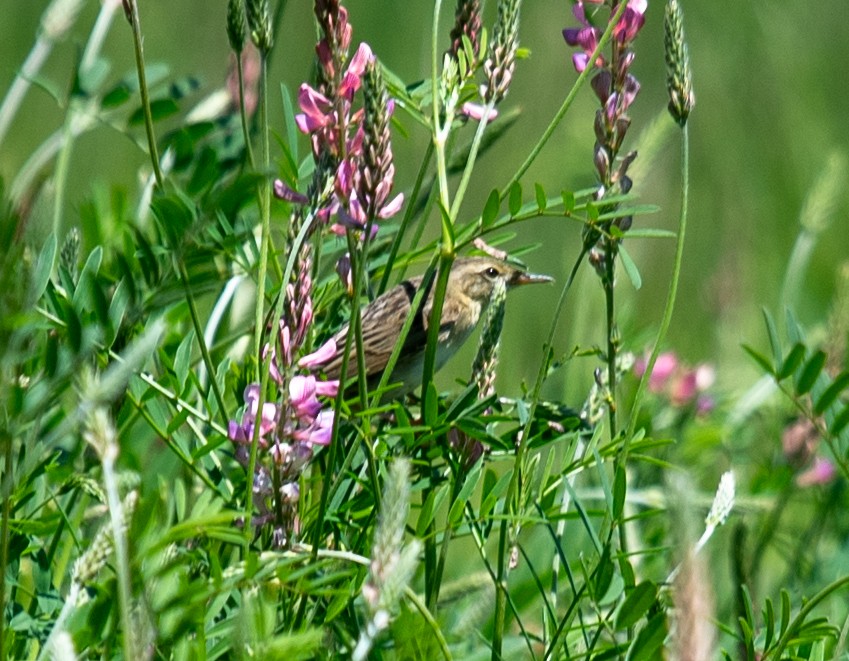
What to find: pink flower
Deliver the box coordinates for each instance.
[635,352,678,393]
[289,375,322,420]
[796,457,837,488]
[295,84,334,133]
[461,102,498,122]
[299,337,338,369]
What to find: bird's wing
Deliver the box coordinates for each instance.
[322,279,430,379]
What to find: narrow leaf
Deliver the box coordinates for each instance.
[795,349,826,395]
[619,244,642,290]
[508,182,522,216]
[814,371,849,414]
[32,234,57,300]
[777,343,805,380]
[534,183,547,211]
[615,581,657,630]
[482,188,500,227]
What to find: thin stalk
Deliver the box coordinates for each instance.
[127,0,164,188]
[448,100,495,222]
[0,432,12,658]
[492,245,588,660]
[235,51,256,168]
[624,126,689,443]
[251,52,272,372]
[244,48,272,551]
[176,259,229,422]
[604,242,618,437]
[102,450,135,660]
[344,228,381,505]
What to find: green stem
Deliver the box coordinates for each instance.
[102,449,135,660]
[604,241,617,438]
[176,259,229,422]
[624,126,689,443]
[235,49,256,168]
[448,100,496,222]
[492,246,588,659]
[127,0,163,188]
[0,431,11,658]
[252,52,272,373]
[245,50,272,552]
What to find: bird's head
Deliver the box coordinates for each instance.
[449,256,554,305]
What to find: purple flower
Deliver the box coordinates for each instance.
[273,180,310,205]
[228,384,278,444]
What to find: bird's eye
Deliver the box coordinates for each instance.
[484,267,499,279]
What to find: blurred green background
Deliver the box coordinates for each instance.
[1,0,847,404]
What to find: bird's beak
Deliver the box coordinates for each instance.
[511,271,554,287]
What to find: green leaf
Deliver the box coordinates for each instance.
[829,404,849,436]
[625,611,667,661]
[480,470,511,520]
[612,464,626,520]
[777,342,805,380]
[763,597,776,651]
[763,308,782,368]
[561,190,575,213]
[742,345,775,375]
[625,228,677,239]
[438,201,455,246]
[128,98,180,125]
[618,244,642,290]
[779,589,791,636]
[423,382,439,427]
[416,483,449,536]
[508,181,522,216]
[814,371,849,414]
[448,462,482,526]
[32,233,57,301]
[615,581,657,630]
[174,330,195,391]
[795,349,826,395]
[534,183,547,211]
[592,546,615,603]
[482,189,500,227]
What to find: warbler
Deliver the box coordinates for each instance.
[321,256,553,397]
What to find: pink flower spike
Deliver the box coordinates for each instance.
[273,180,309,205]
[462,103,498,122]
[299,338,338,368]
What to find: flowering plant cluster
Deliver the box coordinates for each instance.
[228,0,402,548]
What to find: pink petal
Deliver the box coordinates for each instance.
[299,338,338,368]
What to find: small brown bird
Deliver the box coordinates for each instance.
[321,256,553,397]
